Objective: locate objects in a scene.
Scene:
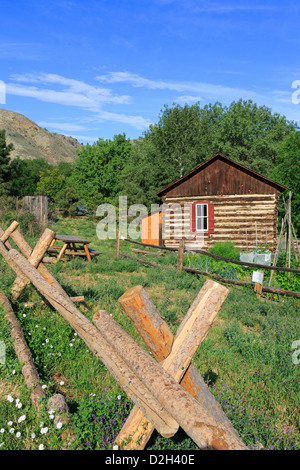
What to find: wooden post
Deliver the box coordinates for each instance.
[11,228,55,298]
[5,248,179,439]
[117,283,246,451]
[116,230,120,260]
[118,285,174,361]
[177,239,185,273]
[0,221,19,246]
[288,192,292,278]
[93,309,248,450]
[253,271,264,299]
[0,222,69,299]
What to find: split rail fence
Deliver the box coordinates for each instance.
[0,220,249,450]
[116,234,300,299]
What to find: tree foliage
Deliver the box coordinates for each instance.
[71,133,132,209]
[120,100,297,207]
[1,98,299,231]
[274,131,300,233]
[9,157,53,197]
[0,130,14,196]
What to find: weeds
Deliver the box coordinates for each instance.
[0,217,299,450]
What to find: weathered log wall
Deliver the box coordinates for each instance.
[162,193,279,251]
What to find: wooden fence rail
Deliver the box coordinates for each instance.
[119,252,300,299]
[121,237,300,274]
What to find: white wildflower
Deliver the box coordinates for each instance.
[18,415,26,423]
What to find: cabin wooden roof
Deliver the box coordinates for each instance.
[157,153,288,198]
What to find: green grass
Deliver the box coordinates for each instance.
[0,216,299,450]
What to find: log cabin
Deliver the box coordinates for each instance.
[142,153,287,252]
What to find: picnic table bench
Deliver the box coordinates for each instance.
[47,234,101,262]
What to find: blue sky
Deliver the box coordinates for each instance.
[1,0,300,144]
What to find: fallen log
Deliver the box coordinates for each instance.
[131,248,165,257]
[6,248,179,439]
[93,309,248,450]
[23,296,85,308]
[0,288,46,408]
[117,284,246,451]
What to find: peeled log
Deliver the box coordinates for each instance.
[0,288,46,408]
[93,309,248,450]
[7,248,178,438]
[116,282,245,450]
[0,223,68,299]
[11,228,55,298]
[119,285,174,361]
[0,221,19,247]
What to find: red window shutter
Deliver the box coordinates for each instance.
[190,201,214,235]
[190,202,196,233]
[208,202,214,235]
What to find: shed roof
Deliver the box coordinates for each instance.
[156,153,288,197]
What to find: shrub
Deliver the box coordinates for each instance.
[209,240,240,260]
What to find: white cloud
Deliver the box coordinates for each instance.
[175,95,203,104]
[37,121,89,132]
[97,71,265,102]
[8,73,131,110]
[95,110,153,130]
[5,72,154,131]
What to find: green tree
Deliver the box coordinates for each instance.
[72,133,132,210]
[9,157,54,197]
[274,131,300,234]
[121,103,208,206]
[36,168,67,201]
[122,100,297,206]
[0,130,14,196]
[209,99,296,177]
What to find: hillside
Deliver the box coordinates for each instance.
[0,108,82,165]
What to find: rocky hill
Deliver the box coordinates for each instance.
[0,108,82,165]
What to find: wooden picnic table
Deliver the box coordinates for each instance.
[48,234,101,262]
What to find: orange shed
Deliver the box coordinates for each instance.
[141,210,162,246]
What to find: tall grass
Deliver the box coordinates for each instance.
[0,216,299,450]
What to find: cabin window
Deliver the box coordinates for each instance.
[196,203,208,231]
[191,201,214,235]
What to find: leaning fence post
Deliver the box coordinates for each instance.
[177,239,185,273]
[116,229,120,260]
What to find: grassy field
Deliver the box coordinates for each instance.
[0,216,299,451]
